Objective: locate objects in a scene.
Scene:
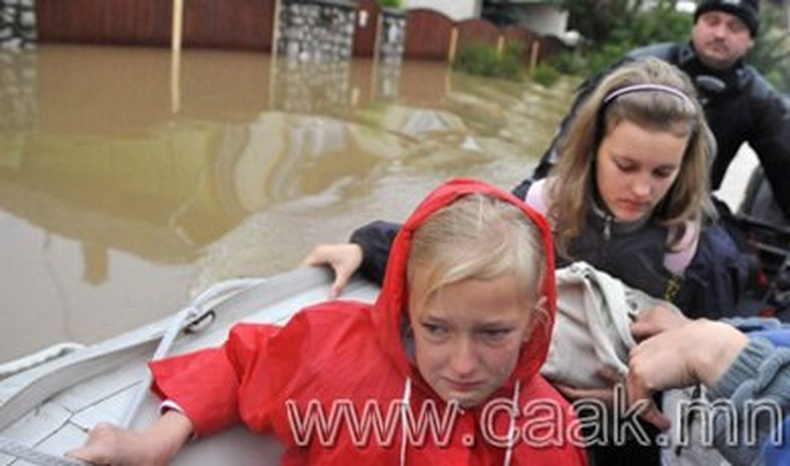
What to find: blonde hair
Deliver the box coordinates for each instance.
[549,57,715,257]
[407,194,546,312]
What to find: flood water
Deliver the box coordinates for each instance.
[0,44,575,364]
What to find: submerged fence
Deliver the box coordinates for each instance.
[2,0,568,64]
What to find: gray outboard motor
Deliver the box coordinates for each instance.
[737,166,790,319]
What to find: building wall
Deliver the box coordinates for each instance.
[510,3,568,37]
[403,0,481,21]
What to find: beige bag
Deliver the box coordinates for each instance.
[541,261,681,388]
[541,262,728,465]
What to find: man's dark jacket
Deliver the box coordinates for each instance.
[527,42,790,219]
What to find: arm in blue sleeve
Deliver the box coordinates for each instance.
[707,337,790,465]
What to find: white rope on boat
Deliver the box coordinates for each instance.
[0,278,265,465]
[0,343,85,381]
[120,277,265,428]
[0,436,88,465]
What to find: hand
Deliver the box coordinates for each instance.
[553,365,623,406]
[66,422,168,466]
[302,243,363,299]
[630,304,690,343]
[626,320,748,430]
[66,412,193,466]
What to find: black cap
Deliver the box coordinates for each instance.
[695,0,760,36]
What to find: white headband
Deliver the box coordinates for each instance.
[603,83,694,106]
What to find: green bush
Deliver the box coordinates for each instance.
[453,42,527,82]
[557,0,692,77]
[376,0,402,8]
[531,63,562,87]
[554,0,691,48]
[550,0,789,92]
[749,4,790,93]
[498,42,528,81]
[454,43,501,77]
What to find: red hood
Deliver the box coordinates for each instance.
[371,178,557,392]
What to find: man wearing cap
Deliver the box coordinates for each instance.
[519,1,790,465]
[525,0,790,222]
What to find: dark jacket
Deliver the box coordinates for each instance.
[351,182,750,320]
[527,42,790,218]
[567,198,748,319]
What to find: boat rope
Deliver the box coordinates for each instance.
[0,278,265,465]
[0,343,85,381]
[0,436,89,465]
[120,278,265,428]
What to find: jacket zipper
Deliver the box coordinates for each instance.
[603,214,613,241]
[601,213,613,265]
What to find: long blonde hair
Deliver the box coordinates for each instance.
[549,57,715,257]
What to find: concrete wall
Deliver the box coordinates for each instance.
[404,0,482,21]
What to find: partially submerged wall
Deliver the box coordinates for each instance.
[4,0,560,66]
[277,0,356,62]
[1,0,35,49]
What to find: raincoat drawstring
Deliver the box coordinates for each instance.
[400,377,412,466]
[503,380,521,466]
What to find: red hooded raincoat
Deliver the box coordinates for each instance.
[149,178,587,465]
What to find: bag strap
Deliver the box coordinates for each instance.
[664,221,700,277]
[524,178,550,217]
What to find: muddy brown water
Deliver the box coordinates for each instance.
[0,44,576,364]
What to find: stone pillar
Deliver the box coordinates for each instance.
[273,0,358,113]
[373,7,405,100]
[271,59,354,113]
[1,0,36,49]
[277,0,357,63]
[377,7,405,66]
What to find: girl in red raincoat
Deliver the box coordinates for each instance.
[67,178,587,466]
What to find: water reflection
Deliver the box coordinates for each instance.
[0,44,574,363]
